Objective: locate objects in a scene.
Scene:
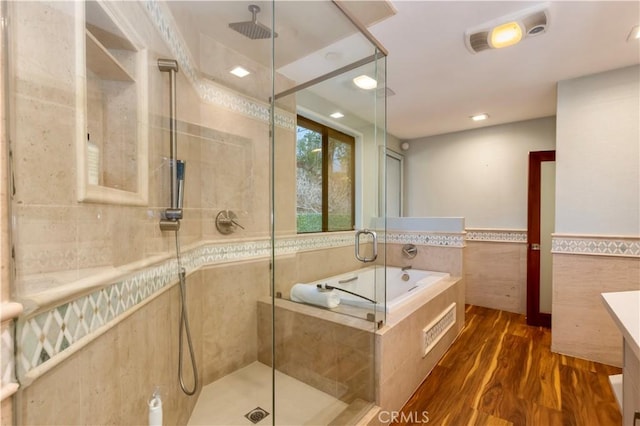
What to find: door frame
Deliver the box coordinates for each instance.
[526,150,555,327]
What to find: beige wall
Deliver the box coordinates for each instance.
[464,241,526,314]
[1,0,17,421]
[8,1,276,423]
[17,282,202,425]
[552,254,639,366]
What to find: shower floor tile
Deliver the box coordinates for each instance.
[187,361,348,426]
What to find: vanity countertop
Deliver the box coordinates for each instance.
[602,290,640,361]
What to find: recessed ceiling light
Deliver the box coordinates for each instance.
[627,25,640,42]
[230,66,250,78]
[471,113,489,121]
[489,21,523,49]
[353,75,377,90]
[330,112,344,119]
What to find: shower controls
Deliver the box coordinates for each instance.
[402,244,418,259]
[215,210,245,234]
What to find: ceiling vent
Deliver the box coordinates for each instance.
[465,4,549,53]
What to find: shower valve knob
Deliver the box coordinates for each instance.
[215,210,244,234]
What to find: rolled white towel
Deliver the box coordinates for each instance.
[290,284,340,309]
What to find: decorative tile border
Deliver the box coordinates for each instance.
[552,236,640,258]
[15,232,357,379]
[1,323,16,398]
[142,0,296,131]
[385,231,465,247]
[466,229,528,243]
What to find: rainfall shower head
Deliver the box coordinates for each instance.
[229,5,277,40]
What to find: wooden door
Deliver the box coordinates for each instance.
[527,150,555,327]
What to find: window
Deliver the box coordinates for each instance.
[296,115,355,233]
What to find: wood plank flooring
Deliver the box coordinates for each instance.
[393,305,622,426]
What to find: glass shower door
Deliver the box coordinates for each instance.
[267,2,388,423]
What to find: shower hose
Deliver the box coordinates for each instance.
[175,230,198,395]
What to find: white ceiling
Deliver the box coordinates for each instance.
[368,1,640,140]
[167,1,640,141]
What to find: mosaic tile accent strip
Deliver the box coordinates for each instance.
[423,303,456,356]
[1,323,15,391]
[16,260,177,379]
[15,232,357,379]
[552,236,640,257]
[385,231,465,247]
[466,229,528,243]
[142,0,295,131]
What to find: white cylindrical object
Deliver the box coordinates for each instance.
[148,392,163,426]
[87,138,100,185]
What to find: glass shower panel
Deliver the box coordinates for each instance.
[269,2,388,424]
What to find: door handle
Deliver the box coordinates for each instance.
[530,243,541,251]
[355,229,377,263]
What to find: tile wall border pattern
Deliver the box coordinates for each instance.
[15,232,356,380]
[143,0,296,131]
[385,231,465,247]
[465,229,528,243]
[552,235,640,258]
[1,323,17,401]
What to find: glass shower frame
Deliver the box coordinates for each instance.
[269,2,388,423]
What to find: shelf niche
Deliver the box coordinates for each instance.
[77,0,148,205]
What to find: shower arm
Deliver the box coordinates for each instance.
[158,59,182,230]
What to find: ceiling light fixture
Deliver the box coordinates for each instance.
[627,25,640,42]
[465,4,549,54]
[330,112,344,119]
[230,66,250,78]
[353,75,377,90]
[471,113,489,122]
[489,21,523,49]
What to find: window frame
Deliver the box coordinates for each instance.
[296,115,356,233]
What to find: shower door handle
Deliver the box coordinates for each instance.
[355,229,378,263]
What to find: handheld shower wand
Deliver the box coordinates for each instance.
[157,59,198,396]
[158,59,182,231]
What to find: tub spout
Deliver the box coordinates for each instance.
[401,265,412,271]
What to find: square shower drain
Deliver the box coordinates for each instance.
[245,407,270,424]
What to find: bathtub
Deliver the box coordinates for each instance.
[305,266,450,313]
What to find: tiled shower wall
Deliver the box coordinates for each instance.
[11,0,284,298]
[7,1,284,423]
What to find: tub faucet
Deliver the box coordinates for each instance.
[401,265,412,271]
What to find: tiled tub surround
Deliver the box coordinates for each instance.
[16,230,458,382]
[257,276,465,416]
[552,235,640,367]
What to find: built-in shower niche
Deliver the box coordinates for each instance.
[77,0,148,205]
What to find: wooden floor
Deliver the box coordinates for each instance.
[394,305,622,426]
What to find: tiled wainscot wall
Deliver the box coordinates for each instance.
[552,235,640,366]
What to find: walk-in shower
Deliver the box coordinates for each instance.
[3,1,389,424]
